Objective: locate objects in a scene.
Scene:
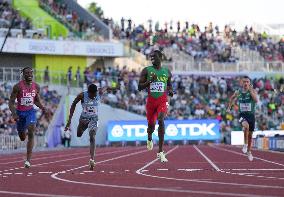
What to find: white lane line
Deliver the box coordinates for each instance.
[50,146,274,197]
[136,146,179,173]
[157,169,168,171]
[14,173,23,175]
[0,149,95,165]
[0,190,89,197]
[136,146,284,189]
[83,171,93,173]
[225,169,284,171]
[100,171,105,173]
[124,170,130,172]
[38,172,53,174]
[0,152,90,165]
[209,144,284,180]
[193,145,220,171]
[210,144,284,167]
[3,148,138,172]
[177,169,203,172]
[109,171,115,174]
[3,173,13,175]
[53,149,149,174]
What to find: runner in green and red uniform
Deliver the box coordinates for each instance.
[138,49,174,162]
[227,76,258,161]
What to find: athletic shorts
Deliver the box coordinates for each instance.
[146,97,168,125]
[79,115,98,131]
[16,109,36,133]
[239,113,255,132]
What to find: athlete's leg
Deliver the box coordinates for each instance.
[77,118,89,137]
[247,116,255,154]
[157,112,166,153]
[146,102,156,142]
[89,128,97,160]
[242,121,249,146]
[18,132,27,141]
[147,123,155,141]
[248,131,253,152]
[25,109,37,166]
[26,124,36,163]
[17,112,27,141]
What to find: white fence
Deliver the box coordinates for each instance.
[0,134,46,151]
[164,61,284,73]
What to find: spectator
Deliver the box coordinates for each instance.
[44,66,50,84]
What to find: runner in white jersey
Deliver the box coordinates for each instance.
[65,84,110,170]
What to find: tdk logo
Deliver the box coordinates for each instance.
[110,122,218,140]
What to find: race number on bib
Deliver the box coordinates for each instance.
[20,97,33,106]
[84,106,97,115]
[240,103,252,112]
[150,82,164,93]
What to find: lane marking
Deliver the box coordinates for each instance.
[193,145,220,171]
[49,146,276,197]
[210,144,284,167]
[0,190,89,197]
[2,148,139,172]
[136,146,284,189]
[177,169,203,172]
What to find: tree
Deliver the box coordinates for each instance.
[88,2,104,19]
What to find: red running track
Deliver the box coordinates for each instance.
[0,145,284,197]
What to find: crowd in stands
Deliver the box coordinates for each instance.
[2,0,284,62]
[111,18,284,63]
[0,0,32,30]
[0,82,61,136]
[39,0,103,41]
[82,66,284,134]
[231,26,284,61]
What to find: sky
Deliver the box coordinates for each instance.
[77,0,284,30]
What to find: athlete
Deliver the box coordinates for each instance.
[227,76,258,161]
[65,84,110,170]
[9,67,46,168]
[138,49,174,162]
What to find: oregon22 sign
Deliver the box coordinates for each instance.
[107,119,220,142]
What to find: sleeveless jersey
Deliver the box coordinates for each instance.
[146,66,169,99]
[16,80,37,111]
[81,91,100,119]
[237,90,256,114]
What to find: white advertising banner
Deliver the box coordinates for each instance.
[231,130,284,145]
[0,38,124,57]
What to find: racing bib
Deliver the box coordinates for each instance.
[20,97,33,106]
[240,103,252,112]
[84,106,97,115]
[150,82,164,93]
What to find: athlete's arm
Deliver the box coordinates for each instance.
[138,67,155,91]
[65,92,83,130]
[34,84,46,112]
[227,91,238,112]
[8,83,19,120]
[167,69,174,97]
[249,85,258,103]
